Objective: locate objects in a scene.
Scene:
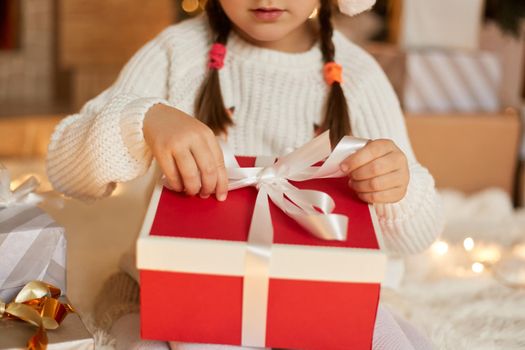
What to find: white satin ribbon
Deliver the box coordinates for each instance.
[0,164,42,209]
[222,131,368,347]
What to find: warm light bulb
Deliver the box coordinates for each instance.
[463,237,475,252]
[471,243,502,264]
[432,240,449,256]
[472,262,485,274]
[512,244,525,259]
[182,0,200,13]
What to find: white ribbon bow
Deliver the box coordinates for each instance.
[222,131,368,347]
[0,164,42,209]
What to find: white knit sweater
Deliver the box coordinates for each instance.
[47,16,443,256]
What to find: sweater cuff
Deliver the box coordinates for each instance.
[119,97,170,163]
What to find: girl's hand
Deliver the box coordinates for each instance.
[143,104,228,201]
[339,139,409,204]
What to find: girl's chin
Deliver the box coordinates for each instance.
[240,27,293,44]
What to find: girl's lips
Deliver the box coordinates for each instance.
[251,8,284,21]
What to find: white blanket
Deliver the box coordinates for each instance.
[382,188,525,349]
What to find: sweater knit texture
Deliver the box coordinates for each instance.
[47,16,443,256]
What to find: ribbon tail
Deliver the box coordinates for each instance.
[288,209,349,241]
[281,182,336,214]
[241,186,272,348]
[268,183,348,241]
[27,326,47,350]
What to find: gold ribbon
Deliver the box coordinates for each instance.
[0,281,74,350]
[222,131,368,347]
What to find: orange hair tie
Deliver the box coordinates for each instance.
[324,62,343,86]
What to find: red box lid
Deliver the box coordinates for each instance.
[150,157,379,250]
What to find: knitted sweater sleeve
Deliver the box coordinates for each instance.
[351,57,444,256]
[47,35,171,200]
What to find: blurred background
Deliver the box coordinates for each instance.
[1,0,525,335]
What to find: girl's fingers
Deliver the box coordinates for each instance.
[157,151,183,192]
[205,135,228,201]
[174,149,201,196]
[350,152,404,181]
[190,137,218,199]
[349,170,405,193]
[356,186,407,204]
[340,139,392,174]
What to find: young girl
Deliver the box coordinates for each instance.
[47,0,443,349]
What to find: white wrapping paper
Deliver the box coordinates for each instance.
[0,205,67,301]
[401,0,485,50]
[404,50,501,113]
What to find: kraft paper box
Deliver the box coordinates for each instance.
[0,205,66,301]
[137,156,387,350]
[405,112,520,196]
[0,298,94,350]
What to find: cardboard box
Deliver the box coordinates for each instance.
[137,157,386,350]
[405,112,521,196]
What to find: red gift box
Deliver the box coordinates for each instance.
[137,156,386,350]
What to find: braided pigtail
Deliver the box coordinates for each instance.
[195,0,233,134]
[318,0,352,146]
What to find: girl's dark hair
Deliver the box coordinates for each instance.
[317,0,352,146]
[196,0,352,146]
[195,0,233,134]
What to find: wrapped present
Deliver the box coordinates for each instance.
[404,50,502,113]
[137,132,387,350]
[364,43,406,102]
[400,0,485,50]
[480,21,525,109]
[0,281,93,350]
[0,166,66,301]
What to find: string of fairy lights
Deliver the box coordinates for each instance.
[430,236,525,287]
